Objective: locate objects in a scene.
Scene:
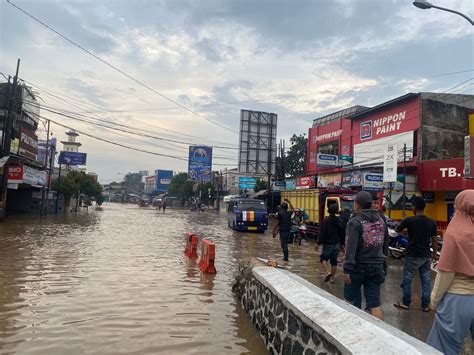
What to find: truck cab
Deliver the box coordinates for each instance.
[227,198,268,232]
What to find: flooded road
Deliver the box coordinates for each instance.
[0,204,469,354]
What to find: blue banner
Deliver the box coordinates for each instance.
[155,169,173,192]
[239,177,257,189]
[188,146,212,182]
[58,151,87,165]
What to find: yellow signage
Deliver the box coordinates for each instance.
[469,113,474,136]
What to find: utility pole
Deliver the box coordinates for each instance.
[402,143,407,218]
[40,119,50,216]
[55,164,62,214]
[0,59,20,223]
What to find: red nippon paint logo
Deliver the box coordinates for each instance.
[360,121,372,140]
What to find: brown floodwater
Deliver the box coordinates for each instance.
[1,204,471,354]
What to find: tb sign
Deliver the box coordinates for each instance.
[439,167,463,178]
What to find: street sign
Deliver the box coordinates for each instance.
[58,151,87,165]
[383,144,398,182]
[317,153,338,167]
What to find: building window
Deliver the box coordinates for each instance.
[318,140,339,155]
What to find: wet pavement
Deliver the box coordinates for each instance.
[0,204,471,354]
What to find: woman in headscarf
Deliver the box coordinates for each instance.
[427,190,474,354]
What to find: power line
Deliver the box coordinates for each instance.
[44,117,236,166]
[6,0,237,133]
[22,79,239,148]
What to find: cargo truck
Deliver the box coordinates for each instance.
[280,188,355,238]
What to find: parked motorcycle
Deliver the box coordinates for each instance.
[388,227,408,259]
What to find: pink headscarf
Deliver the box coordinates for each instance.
[437,190,474,276]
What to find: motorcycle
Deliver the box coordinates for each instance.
[388,227,408,259]
[289,223,307,245]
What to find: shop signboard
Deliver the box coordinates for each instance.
[285,178,296,190]
[8,164,23,183]
[239,177,257,189]
[273,180,285,191]
[317,153,338,167]
[296,175,316,190]
[362,172,384,191]
[317,173,341,188]
[19,126,38,161]
[188,145,212,182]
[383,143,398,182]
[418,158,474,191]
[58,151,87,165]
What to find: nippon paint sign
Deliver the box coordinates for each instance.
[314,129,343,142]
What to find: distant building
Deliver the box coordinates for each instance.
[87,172,98,182]
[61,130,81,153]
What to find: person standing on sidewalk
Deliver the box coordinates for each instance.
[316,203,343,283]
[272,201,292,262]
[427,190,474,354]
[394,196,438,312]
[343,191,389,320]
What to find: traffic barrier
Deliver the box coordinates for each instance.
[184,232,198,259]
[198,239,217,274]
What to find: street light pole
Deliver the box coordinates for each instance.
[413,1,474,25]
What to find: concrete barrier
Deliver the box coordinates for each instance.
[234,260,441,355]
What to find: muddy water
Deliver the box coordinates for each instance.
[0,204,271,354]
[1,204,470,354]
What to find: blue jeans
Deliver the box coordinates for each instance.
[279,231,289,261]
[401,256,431,308]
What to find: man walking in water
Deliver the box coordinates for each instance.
[394,196,438,312]
[343,191,389,320]
[272,201,292,262]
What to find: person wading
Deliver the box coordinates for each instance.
[272,201,292,262]
[394,196,438,312]
[316,203,343,283]
[427,190,474,354]
[343,191,389,320]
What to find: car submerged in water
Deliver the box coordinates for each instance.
[227,197,268,232]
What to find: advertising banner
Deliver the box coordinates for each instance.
[58,151,87,165]
[341,170,362,187]
[362,172,384,191]
[317,173,341,188]
[273,180,285,191]
[7,164,46,187]
[19,126,38,161]
[155,170,173,192]
[144,176,156,193]
[383,143,398,182]
[188,146,212,182]
[296,175,316,190]
[239,177,257,189]
[285,178,296,190]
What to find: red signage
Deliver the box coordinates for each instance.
[352,97,420,144]
[19,126,38,160]
[8,164,23,182]
[418,158,474,191]
[296,175,316,190]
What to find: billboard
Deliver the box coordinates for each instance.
[155,169,173,192]
[238,110,277,175]
[19,126,38,161]
[8,164,46,187]
[144,175,156,194]
[239,177,257,189]
[58,151,87,165]
[285,178,296,190]
[318,173,342,188]
[188,146,212,182]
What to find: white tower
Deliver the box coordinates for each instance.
[61,130,82,152]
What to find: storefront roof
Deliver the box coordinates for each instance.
[346,93,418,121]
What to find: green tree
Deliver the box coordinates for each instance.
[167,172,194,206]
[254,178,267,192]
[52,170,104,209]
[285,133,307,177]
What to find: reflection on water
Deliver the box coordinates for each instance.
[0,205,267,354]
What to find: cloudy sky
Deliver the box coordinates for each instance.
[1,0,473,182]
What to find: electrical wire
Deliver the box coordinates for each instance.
[6,0,238,133]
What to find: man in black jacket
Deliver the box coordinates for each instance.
[316,203,343,283]
[343,191,389,320]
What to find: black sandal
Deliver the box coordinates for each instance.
[324,274,332,283]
